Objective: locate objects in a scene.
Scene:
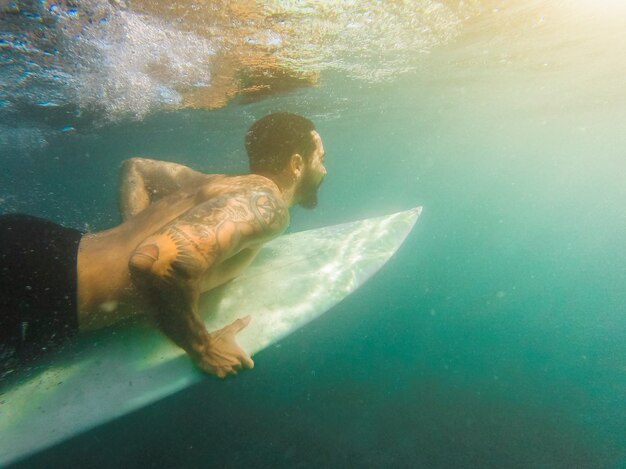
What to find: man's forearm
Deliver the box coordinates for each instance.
[152,294,212,360]
[129,244,211,359]
[129,261,250,377]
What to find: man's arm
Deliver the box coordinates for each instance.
[119,157,208,220]
[128,190,288,377]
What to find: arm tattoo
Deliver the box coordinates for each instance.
[250,192,285,230]
[150,190,287,283]
[167,226,211,279]
[128,184,287,358]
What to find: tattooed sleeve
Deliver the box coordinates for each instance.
[128,189,288,357]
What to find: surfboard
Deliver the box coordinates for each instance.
[0,206,422,465]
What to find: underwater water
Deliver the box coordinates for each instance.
[2,0,626,467]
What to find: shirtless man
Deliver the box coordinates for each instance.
[0,113,326,378]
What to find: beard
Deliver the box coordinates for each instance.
[297,171,323,209]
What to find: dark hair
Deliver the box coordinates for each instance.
[245,112,316,174]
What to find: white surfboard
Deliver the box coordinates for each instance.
[0,206,422,465]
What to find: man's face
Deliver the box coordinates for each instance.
[298,131,326,209]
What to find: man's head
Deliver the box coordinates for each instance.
[246,112,326,209]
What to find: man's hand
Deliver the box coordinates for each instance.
[195,316,254,378]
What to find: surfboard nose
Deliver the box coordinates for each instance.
[404,206,423,218]
[394,205,423,229]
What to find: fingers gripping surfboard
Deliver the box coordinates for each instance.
[0,207,422,465]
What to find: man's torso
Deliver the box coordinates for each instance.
[77,173,286,330]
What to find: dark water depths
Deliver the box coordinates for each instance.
[3,0,626,467]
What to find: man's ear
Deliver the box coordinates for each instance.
[290,153,304,178]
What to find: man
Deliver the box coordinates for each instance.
[0,112,326,378]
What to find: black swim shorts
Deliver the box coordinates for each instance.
[0,213,83,375]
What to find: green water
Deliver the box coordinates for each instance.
[3,1,626,467]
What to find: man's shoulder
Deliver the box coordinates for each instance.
[235,175,288,235]
[247,189,289,235]
[192,175,288,234]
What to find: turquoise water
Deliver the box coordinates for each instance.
[3,1,626,467]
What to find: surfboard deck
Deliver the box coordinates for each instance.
[0,206,422,465]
